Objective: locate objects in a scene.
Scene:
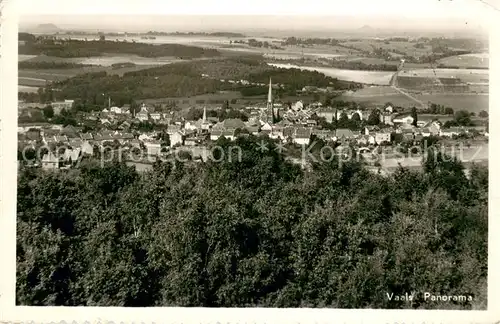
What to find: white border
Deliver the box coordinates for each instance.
[1,1,500,323]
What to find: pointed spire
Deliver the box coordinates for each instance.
[202,106,207,123]
[267,77,273,103]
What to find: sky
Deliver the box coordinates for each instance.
[16,0,496,32]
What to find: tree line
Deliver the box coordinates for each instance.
[17,136,487,308]
[19,58,361,105]
[18,34,222,59]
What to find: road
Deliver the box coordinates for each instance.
[390,71,427,108]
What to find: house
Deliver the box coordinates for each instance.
[136,111,149,122]
[80,133,93,141]
[402,128,415,141]
[293,128,312,145]
[334,129,355,142]
[51,100,74,115]
[316,109,335,123]
[440,127,463,137]
[364,126,379,136]
[41,152,60,170]
[144,141,162,156]
[380,114,393,125]
[150,113,162,121]
[420,128,431,137]
[81,141,94,155]
[138,133,155,142]
[385,105,394,113]
[100,118,111,125]
[305,119,317,127]
[261,123,273,132]
[54,135,69,144]
[210,129,223,141]
[184,137,199,146]
[61,125,79,138]
[69,138,83,148]
[375,131,391,144]
[170,132,184,147]
[108,106,120,114]
[393,115,414,124]
[312,129,334,141]
[222,129,236,141]
[221,118,245,130]
[130,139,141,149]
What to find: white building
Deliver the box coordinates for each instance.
[145,141,162,156]
[170,132,184,147]
[110,106,122,114]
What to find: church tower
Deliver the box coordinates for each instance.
[267,78,275,123]
[202,106,207,123]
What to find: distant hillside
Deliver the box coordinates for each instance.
[32,23,63,34]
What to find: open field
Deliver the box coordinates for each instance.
[18,54,38,62]
[340,86,489,112]
[22,53,183,66]
[18,64,162,89]
[18,85,39,93]
[438,53,489,68]
[269,63,394,85]
[401,68,489,84]
[416,93,489,113]
[338,40,434,57]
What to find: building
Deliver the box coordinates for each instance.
[334,129,355,142]
[81,141,94,155]
[41,152,60,170]
[210,129,223,141]
[393,115,414,124]
[170,132,184,147]
[440,127,463,137]
[110,106,122,114]
[145,141,162,156]
[150,113,162,121]
[51,100,74,115]
[293,128,312,145]
[380,114,394,125]
[316,109,335,123]
[375,131,391,144]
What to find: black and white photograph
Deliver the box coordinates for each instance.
[1,0,499,321]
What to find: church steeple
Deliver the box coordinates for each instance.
[202,106,207,123]
[267,77,273,104]
[267,78,275,123]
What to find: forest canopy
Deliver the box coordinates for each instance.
[17,136,487,308]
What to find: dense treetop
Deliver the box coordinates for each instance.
[18,34,221,58]
[17,136,487,308]
[20,58,361,105]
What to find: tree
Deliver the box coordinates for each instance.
[15,136,487,309]
[367,109,380,126]
[43,105,54,119]
[454,110,473,126]
[444,107,454,115]
[478,110,488,118]
[411,107,418,127]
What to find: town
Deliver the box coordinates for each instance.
[18,77,488,173]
